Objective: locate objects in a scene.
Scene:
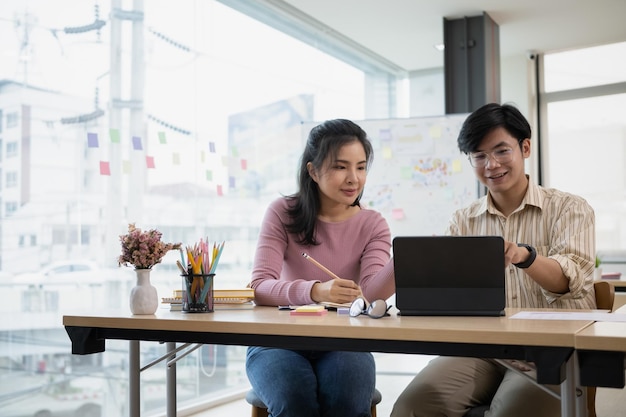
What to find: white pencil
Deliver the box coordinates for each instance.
[302,252,341,280]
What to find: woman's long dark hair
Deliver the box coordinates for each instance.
[285,119,373,246]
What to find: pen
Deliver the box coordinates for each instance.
[301,252,341,280]
[176,260,187,275]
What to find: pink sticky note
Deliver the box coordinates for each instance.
[99,161,111,176]
[392,208,405,220]
[146,156,155,168]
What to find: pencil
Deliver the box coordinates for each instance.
[301,252,340,280]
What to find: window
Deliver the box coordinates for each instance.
[544,42,626,92]
[5,201,17,215]
[5,171,17,187]
[18,234,37,247]
[6,141,17,157]
[542,41,626,252]
[0,1,403,416]
[6,111,18,128]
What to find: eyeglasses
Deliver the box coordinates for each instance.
[468,146,514,168]
[349,298,391,319]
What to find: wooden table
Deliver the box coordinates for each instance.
[576,319,626,390]
[63,307,594,417]
[605,280,626,291]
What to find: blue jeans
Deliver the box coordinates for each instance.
[246,347,375,417]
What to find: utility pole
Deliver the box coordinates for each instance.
[104,0,145,267]
[128,0,146,223]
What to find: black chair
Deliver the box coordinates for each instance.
[245,388,382,417]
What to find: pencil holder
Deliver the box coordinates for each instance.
[181,274,214,313]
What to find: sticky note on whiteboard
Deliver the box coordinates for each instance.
[392,208,405,220]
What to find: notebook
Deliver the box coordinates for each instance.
[393,236,506,316]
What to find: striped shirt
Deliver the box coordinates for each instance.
[446,178,596,309]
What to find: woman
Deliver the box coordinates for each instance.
[246,118,395,417]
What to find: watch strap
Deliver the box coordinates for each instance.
[514,243,536,269]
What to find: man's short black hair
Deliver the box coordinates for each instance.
[457,103,531,154]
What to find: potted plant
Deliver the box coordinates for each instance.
[594,255,602,281]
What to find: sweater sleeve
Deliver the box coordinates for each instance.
[249,199,318,306]
[358,212,394,302]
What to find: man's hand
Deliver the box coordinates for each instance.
[311,278,362,304]
[504,240,530,266]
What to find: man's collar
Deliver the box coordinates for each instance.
[470,176,542,217]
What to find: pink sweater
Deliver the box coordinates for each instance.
[250,198,395,306]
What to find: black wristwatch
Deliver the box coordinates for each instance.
[514,244,537,269]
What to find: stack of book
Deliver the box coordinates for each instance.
[162,288,256,311]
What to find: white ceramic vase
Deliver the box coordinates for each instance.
[130,269,158,315]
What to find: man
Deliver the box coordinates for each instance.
[391,103,596,417]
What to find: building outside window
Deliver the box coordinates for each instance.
[0,1,402,416]
[2,1,620,416]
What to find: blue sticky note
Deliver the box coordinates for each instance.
[87,132,99,148]
[132,136,143,150]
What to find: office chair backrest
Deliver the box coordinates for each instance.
[593,280,615,311]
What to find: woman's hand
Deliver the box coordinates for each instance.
[311,278,362,304]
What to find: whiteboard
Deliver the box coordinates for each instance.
[302,115,480,238]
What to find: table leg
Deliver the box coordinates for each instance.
[561,353,588,417]
[561,354,576,417]
[574,353,587,417]
[129,340,140,417]
[166,342,177,417]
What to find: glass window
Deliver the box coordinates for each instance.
[543,42,626,252]
[6,111,18,128]
[0,1,402,416]
[5,171,17,187]
[5,201,17,215]
[544,41,626,92]
[6,141,17,157]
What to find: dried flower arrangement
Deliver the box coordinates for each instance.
[118,223,181,270]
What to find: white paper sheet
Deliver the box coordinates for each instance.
[511,311,626,322]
